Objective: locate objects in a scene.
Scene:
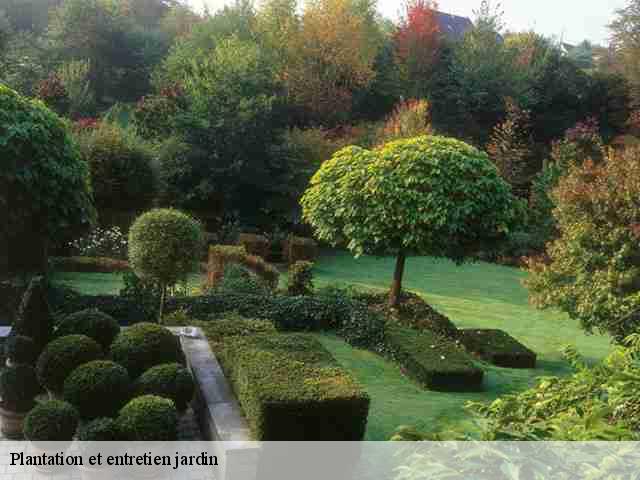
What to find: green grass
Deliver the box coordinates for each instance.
[52,250,614,440]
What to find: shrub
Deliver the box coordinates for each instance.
[77,417,120,441]
[119,270,162,323]
[4,335,38,365]
[13,276,54,352]
[50,256,130,273]
[35,73,69,116]
[129,209,204,319]
[56,309,121,349]
[268,296,341,331]
[207,245,279,291]
[63,360,131,419]
[284,236,318,264]
[526,149,640,341]
[218,333,370,440]
[198,314,277,347]
[216,264,269,295]
[378,99,432,144]
[110,323,182,378]
[23,400,79,441]
[1,85,95,275]
[76,122,155,210]
[287,261,314,296]
[385,325,483,391]
[116,395,178,441]
[0,364,40,412]
[459,329,537,368]
[133,85,184,139]
[238,233,270,259]
[51,294,152,326]
[135,363,194,411]
[68,226,128,260]
[36,335,103,394]
[338,304,387,352]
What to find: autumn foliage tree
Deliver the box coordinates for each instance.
[394,0,441,97]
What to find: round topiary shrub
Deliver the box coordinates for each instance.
[23,400,79,441]
[56,309,120,349]
[5,335,38,365]
[110,323,182,378]
[135,363,195,411]
[77,417,121,441]
[128,208,203,320]
[36,335,103,394]
[116,395,177,441]
[1,85,95,275]
[63,360,131,419]
[0,364,40,412]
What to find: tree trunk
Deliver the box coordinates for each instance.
[158,284,167,324]
[389,251,406,307]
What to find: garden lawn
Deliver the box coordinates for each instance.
[52,250,613,440]
[313,251,613,440]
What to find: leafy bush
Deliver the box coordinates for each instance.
[338,304,387,352]
[77,417,120,441]
[129,209,204,319]
[4,335,38,365]
[24,400,79,441]
[51,294,151,326]
[284,236,318,264]
[35,73,70,116]
[110,323,182,378]
[207,245,280,291]
[216,264,269,295]
[197,314,277,347]
[287,261,314,296]
[1,85,95,273]
[135,363,194,411]
[468,336,640,440]
[0,364,40,412]
[68,226,128,260]
[459,329,537,368]
[133,85,185,139]
[36,335,103,394]
[378,99,432,144]
[63,360,131,419]
[57,59,95,119]
[56,309,121,348]
[385,326,483,392]
[76,122,156,210]
[116,395,178,441]
[13,276,54,352]
[119,270,162,323]
[238,233,270,259]
[218,333,370,440]
[526,149,640,341]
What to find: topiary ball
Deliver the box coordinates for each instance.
[135,363,195,411]
[56,309,121,349]
[63,360,131,419]
[77,417,121,441]
[5,335,38,365]
[116,395,177,441]
[110,323,182,378]
[23,400,79,441]
[36,335,103,394]
[0,364,40,413]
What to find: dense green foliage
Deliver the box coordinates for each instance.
[4,335,38,365]
[12,277,53,352]
[109,322,182,378]
[0,85,95,273]
[287,261,314,296]
[63,360,131,419]
[36,334,103,394]
[217,333,370,440]
[23,400,78,441]
[135,363,194,411]
[526,149,640,340]
[116,394,178,441]
[77,417,120,441]
[56,308,120,348]
[458,329,537,368]
[0,364,40,412]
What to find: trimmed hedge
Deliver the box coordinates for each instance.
[56,309,120,348]
[385,326,483,392]
[50,256,129,273]
[283,236,318,264]
[238,233,270,259]
[51,294,152,325]
[458,329,537,368]
[77,417,120,441]
[217,333,370,440]
[116,395,178,441]
[36,335,103,394]
[63,360,131,419]
[110,323,182,378]
[196,314,277,347]
[23,400,79,441]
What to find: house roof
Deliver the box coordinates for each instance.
[435,11,473,40]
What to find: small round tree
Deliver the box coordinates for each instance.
[301,135,516,306]
[128,209,203,320]
[1,85,95,275]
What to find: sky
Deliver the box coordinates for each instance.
[189,0,629,46]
